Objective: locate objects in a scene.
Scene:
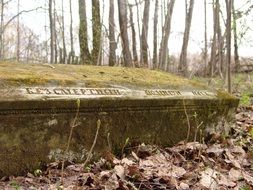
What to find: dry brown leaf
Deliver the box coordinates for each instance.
[126,165,142,180]
[169,176,179,189]
[104,173,119,190]
[121,158,135,165]
[231,146,246,155]
[225,150,242,169]
[137,144,153,159]
[114,165,125,180]
[243,171,253,186]
[66,164,82,172]
[199,168,219,190]
[157,165,186,178]
[99,170,111,180]
[131,151,139,161]
[228,168,242,181]
[218,173,237,188]
[206,144,224,156]
[179,182,189,190]
[173,142,207,152]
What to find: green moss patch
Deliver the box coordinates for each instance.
[0,62,205,89]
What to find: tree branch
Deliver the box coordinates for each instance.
[3,0,13,6]
[1,7,42,35]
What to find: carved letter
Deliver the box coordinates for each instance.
[53,89,63,95]
[25,88,36,94]
[80,89,86,95]
[145,90,152,95]
[72,89,81,95]
[45,88,52,95]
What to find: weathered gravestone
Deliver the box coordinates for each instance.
[0,62,239,176]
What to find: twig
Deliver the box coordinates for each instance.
[83,119,101,168]
[61,99,80,184]
[42,63,55,69]
[107,132,112,152]
[183,99,191,142]
[209,169,217,189]
[121,137,129,158]
[194,121,203,142]
[183,99,191,156]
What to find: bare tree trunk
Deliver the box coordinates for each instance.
[109,0,117,66]
[16,0,20,61]
[61,0,66,64]
[140,0,150,67]
[232,0,239,72]
[217,1,224,78]
[79,0,90,64]
[0,0,3,59]
[69,0,74,64]
[44,0,48,62]
[129,5,138,66]
[53,0,57,63]
[92,0,101,65]
[158,0,175,70]
[178,0,194,76]
[97,0,105,66]
[204,0,207,75]
[209,0,218,77]
[153,0,159,69]
[49,0,54,63]
[135,0,142,66]
[225,0,232,93]
[118,0,132,67]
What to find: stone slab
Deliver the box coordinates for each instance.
[0,62,239,176]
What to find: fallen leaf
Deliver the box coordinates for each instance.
[228,168,242,181]
[131,151,139,161]
[114,165,125,180]
[169,177,179,189]
[225,150,242,169]
[206,144,224,156]
[99,171,111,180]
[126,165,142,180]
[157,165,186,178]
[179,182,189,190]
[218,173,237,188]
[243,171,253,186]
[231,146,246,155]
[137,144,153,159]
[199,168,219,190]
[121,158,134,166]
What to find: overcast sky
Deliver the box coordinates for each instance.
[11,0,253,57]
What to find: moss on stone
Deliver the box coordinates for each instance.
[0,61,206,89]
[216,89,236,99]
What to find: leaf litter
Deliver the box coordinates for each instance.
[0,106,253,190]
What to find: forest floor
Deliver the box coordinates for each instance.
[0,105,252,190]
[0,73,253,190]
